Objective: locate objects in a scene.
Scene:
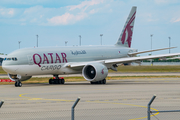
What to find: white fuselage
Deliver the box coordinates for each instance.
[2,45,136,76]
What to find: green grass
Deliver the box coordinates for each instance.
[109,65,180,73]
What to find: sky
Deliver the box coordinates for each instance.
[0,0,180,55]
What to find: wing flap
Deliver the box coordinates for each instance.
[105,53,180,64]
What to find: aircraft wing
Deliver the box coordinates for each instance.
[159,57,180,60]
[128,47,176,56]
[68,53,180,68]
[105,53,180,64]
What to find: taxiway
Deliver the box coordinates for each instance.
[0,78,180,120]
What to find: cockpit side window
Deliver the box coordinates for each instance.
[4,57,18,61]
[7,58,11,60]
[12,57,18,61]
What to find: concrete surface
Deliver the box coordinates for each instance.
[0,78,180,120]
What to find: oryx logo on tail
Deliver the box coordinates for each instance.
[116,6,136,48]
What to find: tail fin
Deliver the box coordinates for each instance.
[116,6,137,48]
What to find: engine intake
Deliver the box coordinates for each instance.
[82,63,108,82]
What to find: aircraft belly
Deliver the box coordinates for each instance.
[10,64,80,76]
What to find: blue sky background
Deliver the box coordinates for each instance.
[0,0,180,55]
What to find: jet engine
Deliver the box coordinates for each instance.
[82,63,108,82]
[8,74,32,81]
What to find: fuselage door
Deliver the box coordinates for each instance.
[27,55,33,65]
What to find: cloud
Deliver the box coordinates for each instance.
[89,9,97,14]
[47,12,87,25]
[139,13,159,22]
[0,0,50,5]
[23,5,43,14]
[46,0,104,26]
[154,0,179,4]
[171,17,180,23]
[0,0,106,26]
[0,8,15,17]
[68,0,103,11]
[0,0,107,26]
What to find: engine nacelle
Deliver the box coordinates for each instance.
[82,63,108,82]
[8,74,32,82]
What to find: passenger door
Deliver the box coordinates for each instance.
[27,55,33,65]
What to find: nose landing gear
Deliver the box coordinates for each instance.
[15,81,22,87]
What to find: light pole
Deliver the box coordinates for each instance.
[150,34,153,55]
[65,41,68,46]
[169,37,171,54]
[79,35,81,46]
[18,41,21,49]
[100,34,103,45]
[36,35,38,47]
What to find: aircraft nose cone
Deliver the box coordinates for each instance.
[2,64,9,73]
[2,64,17,74]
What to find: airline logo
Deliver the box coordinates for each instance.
[33,53,67,67]
[121,11,136,48]
[101,68,104,74]
[71,50,86,55]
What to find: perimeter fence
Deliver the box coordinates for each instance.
[0,96,180,120]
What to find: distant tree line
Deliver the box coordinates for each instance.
[143,58,180,62]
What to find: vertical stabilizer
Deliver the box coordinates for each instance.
[116,6,137,47]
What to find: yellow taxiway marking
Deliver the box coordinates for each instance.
[87,100,159,120]
[19,93,159,120]
[19,93,73,102]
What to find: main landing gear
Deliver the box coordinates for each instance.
[15,81,22,87]
[49,75,65,84]
[90,79,106,84]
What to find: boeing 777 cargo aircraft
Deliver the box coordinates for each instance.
[2,6,180,87]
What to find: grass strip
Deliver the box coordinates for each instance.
[0,76,180,85]
[109,65,180,73]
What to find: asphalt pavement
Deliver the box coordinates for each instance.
[0,78,180,120]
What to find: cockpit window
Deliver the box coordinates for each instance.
[7,58,11,60]
[4,57,18,61]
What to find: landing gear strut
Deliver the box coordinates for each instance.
[49,75,65,84]
[15,81,22,87]
[90,79,106,84]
